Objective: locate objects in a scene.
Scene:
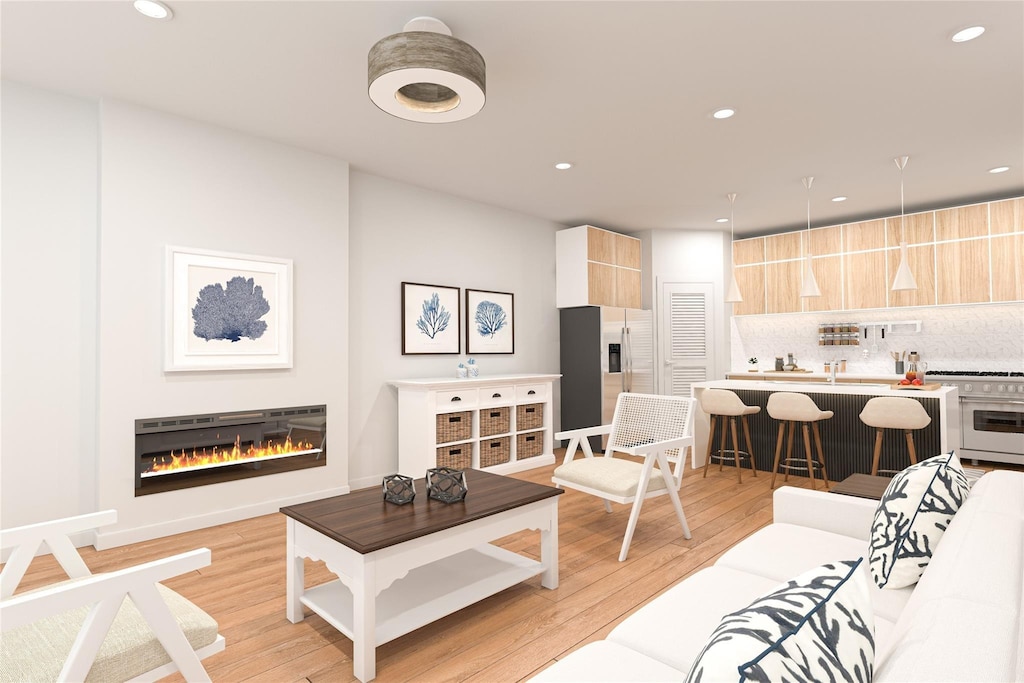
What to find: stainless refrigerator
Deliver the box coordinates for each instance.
[559,306,654,448]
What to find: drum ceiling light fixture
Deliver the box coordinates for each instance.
[368,17,486,123]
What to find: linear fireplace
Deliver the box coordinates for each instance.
[135,405,326,496]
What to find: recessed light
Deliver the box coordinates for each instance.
[831,196,847,202]
[989,166,1010,174]
[716,218,729,223]
[712,108,735,120]
[951,26,985,43]
[133,0,173,20]
[554,162,572,170]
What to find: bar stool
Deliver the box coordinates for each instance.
[767,392,833,490]
[700,389,760,484]
[859,397,932,476]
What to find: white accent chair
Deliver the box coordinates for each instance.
[0,510,225,682]
[553,393,696,561]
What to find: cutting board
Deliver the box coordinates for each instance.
[891,382,941,391]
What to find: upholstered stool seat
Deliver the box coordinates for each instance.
[700,389,760,484]
[859,396,932,476]
[766,392,833,490]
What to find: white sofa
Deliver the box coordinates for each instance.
[531,470,1024,682]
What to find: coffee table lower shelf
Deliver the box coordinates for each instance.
[301,544,544,646]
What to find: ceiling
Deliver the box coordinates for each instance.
[2,1,1022,237]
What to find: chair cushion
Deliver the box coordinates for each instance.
[553,457,666,498]
[0,582,219,682]
[684,559,875,683]
[869,451,970,590]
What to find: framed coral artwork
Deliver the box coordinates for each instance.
[401,282,461,355]
[165,246,293,371]
[466,289,514,354]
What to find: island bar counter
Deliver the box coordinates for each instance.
[690,380,960,482]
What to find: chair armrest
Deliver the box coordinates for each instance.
[772,487,877,541]
[555,425,611,440]
[0,510,117,551]
[618,435,693,456]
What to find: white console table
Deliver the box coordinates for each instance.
[389,374,560,475]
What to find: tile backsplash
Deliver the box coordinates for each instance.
[731,302,1024,374]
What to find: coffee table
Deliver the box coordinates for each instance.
[830,473,892,500]
[281,469,562,682]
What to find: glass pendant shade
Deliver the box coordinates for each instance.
[725,270,743,303]
[891,241,918,291]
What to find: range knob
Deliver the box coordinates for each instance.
[983,384,992,392]
[964,383,973,392]
[997,384,1006,393]
[1009,385,1018,393]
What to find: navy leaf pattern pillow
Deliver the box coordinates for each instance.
[869,451,969,590]
[685,559,874,683]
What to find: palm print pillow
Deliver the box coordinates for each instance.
[869,451,970,590]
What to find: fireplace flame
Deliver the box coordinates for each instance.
[143,435,317,475]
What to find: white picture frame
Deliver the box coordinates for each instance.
[165,246,293,371]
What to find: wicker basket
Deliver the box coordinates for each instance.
[480,436,511,468]
[479,407,510,437]
[516,432,543,459]
[436,411,471,443]
[436,444,471,470]
[516,403,543,430]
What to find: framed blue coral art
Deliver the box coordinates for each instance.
[401,282,461,355]
[164,246,293,371]
[466,289,514,354]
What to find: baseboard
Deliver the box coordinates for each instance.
[349,474,384,491]
[93,486,350,550]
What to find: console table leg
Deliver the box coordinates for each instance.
[540,503,559,589]
[352,560,377,682]
[285,518,304,623]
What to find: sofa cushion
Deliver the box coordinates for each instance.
[684,559,875,683]
[553,457,666,498]
[869,451,970,590]
[714,522,912,623]
[528,640,685,682]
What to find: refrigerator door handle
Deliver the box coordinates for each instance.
[621,326,627,392]
[625,326,633,392]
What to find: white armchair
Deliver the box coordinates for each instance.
[553,393,696,561]
[0,510,224,682]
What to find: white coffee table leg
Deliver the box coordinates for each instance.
[540,502,559,589]
[286,518,305,623]
[352,558,377,682]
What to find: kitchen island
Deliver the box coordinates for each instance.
[690,379,959,481]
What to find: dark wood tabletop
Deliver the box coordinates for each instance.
[829,473,892,500]
[281,469,562,554]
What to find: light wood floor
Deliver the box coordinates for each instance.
[9,456,1017,682]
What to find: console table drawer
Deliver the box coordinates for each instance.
[516,384,550,402]
[436,389,478,408]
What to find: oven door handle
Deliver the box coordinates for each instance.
[960,396,1024,405]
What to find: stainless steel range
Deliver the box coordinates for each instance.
[928,371,1024,466]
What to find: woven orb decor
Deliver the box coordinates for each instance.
[426,467,469,503]
[382,474,416,505]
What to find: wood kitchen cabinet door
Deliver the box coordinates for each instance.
[808,225,842,256]
[614,233,641,269]
[587,262,616,306]
[844,251,888,310]
[936,239,990,304]
[844,219,886,252]
[765,232,803,262]
[733,237,765,266]
[587,227,616,264]
[615,267,642,308]
[935,204,988,241]
[991,233,1024,301]
[765,260,802,313]
[732,264,766,316]
[990,198,1023,235]
[887,244,936,307]
[886,212,934,246]
[802,256,842,312]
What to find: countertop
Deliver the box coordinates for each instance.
[695,378,958,398]
[726,371,907,383]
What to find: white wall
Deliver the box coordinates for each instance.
[347,172,562,488]
[1,82,99,530]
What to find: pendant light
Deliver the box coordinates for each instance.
[799,176,821,298]
[891,156,918,291]
[725,192,743,303]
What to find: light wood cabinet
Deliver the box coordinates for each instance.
[844,219,886,252]
[733,237,765,266]
[844,251,887,310]
[991,198,1023,235]
[765,261,802,314]
[558,225,642,308]
[991,233,1024,301]
[732,265,766,316]
[765,231,803,262]
[802,256,843,312]
[936,205,988,241]
[886,212,933,246]
[808,226,843,256]
[936,239,990,304]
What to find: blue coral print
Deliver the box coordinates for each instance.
[192,276,271,342]
[416,293,451,339]
[475,301,507,338]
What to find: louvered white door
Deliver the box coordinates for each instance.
[661,283,714,397]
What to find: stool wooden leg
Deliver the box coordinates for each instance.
[812,421,830,488]
[718,416,727,472]
[802,423,817,490]
[871,429,884,476]
[741,415,757,477]
[730,416,742,484]
[702,416,717,479]
[905,430,918,467]
[770,422,785,489]
[784,422,795,483]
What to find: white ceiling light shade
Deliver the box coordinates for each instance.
[951,26,985,42]
[799,176,821,298]
[133,0,172,20]
[712,108,735,120]
[716,218,729,223]
[832,196,848,202]
[891,155,918,292]
[989,166,1010,174]
[368,17,485,123]
[725,193,744,304]
[554,162,573,170]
